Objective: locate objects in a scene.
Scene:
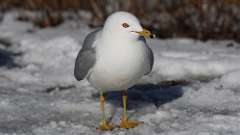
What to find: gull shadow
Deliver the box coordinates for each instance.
[0,49,21,68]
[92,82,186,110]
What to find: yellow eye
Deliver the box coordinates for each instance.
[122,23,129,28]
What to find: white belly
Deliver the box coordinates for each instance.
[89,40,148,91]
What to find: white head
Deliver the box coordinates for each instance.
[102,11,153,39]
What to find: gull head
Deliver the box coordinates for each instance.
[103,11,154,39]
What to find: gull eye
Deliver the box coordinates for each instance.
[122,23,129,28]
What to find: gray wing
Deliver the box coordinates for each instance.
[74,28,102,81]
[145,45,154,75]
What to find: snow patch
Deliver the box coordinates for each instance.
[221,70,240,90]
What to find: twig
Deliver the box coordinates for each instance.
[89,0,104,20]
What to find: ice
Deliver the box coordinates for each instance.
[0,12,240,135]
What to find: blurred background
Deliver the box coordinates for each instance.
[0,0,239,41]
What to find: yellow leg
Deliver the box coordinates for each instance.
[98,92,115,130]
[119,90,143,129]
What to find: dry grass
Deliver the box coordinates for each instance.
[0,0,89,11]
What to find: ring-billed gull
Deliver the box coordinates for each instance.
[74,11,154,130]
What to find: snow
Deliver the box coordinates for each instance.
[144,39,240,84]
[0,12,240,135]
[221,70,240,90]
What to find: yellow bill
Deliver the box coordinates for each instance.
[134,28,155,38]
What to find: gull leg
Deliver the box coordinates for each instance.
[98,91,115,130]
[119,90,143,129]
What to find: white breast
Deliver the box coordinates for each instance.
[89,38,149,91]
